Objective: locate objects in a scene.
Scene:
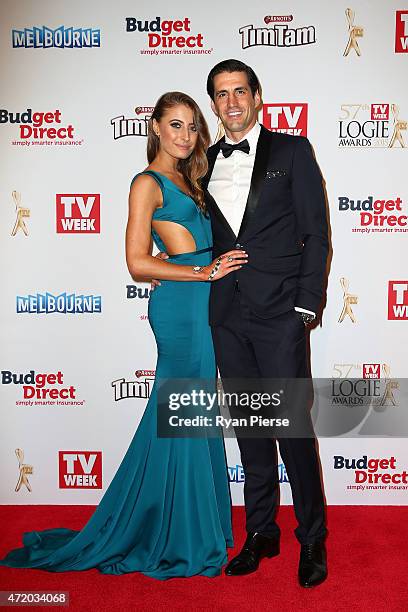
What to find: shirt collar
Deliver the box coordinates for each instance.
[224,121,261,151]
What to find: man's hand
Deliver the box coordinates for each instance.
[151,251,169,289]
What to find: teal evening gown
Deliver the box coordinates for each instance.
[0,170,233,579]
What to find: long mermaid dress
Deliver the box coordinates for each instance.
[0,170,233,579]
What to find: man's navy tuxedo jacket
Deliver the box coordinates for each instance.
[202,125,329,325]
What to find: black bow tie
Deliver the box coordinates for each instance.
[219,139,250,158]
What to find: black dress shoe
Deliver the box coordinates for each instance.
[225,532,280,576]
[298,542,327,587]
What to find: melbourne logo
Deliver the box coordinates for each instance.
[59,452,102,489]
[56,194,100,233]
[239,15,316,49]
[2,370,85,406]
[111,370,155,401]
[125,17,212,55]
[229,463,289,483]
[12,26,100,48]
[395,10,408,52]
[1,108,83,147]
[388,281,408,320]
[16,293,102,314]
[338,195,407,234]
[338,103,407,148]
[334,455,407,492]
[111,106,153,140]
[262,103,308,136]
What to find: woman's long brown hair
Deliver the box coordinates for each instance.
[147,92,210,212]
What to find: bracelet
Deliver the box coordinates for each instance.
[208,257,222,280]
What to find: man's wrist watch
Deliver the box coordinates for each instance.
[298,311,315,326]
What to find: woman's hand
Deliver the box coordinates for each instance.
[203,250,248,281]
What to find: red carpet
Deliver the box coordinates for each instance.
[0,505,407,611]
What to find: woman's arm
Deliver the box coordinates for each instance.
[125,174,247,282]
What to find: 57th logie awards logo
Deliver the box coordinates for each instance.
[11,190,30,236]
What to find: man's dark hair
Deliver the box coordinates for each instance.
[206,59,261,101]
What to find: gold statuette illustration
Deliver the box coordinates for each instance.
[338,277,358,323]
[11,190,30,236]
[15,448,33,492]
[343,8,363,57]
[389,104,407,148]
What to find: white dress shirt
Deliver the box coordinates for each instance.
[207,121,314,317]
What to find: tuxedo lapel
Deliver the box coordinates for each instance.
[202,138,222,190]
[237,125,271,240]
[204,137,236,240]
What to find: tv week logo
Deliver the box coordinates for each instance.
[56,194,100,233]
[59,451,102,488]
[395,11,408,53]
[388,281,408,320]
[362,364,380,379]
[262,104,308,136]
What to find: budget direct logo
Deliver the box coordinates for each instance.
[334,455,407,492]
[125,17,212,56]
[12,26,100,48]
[262,103,308,136]
[16,293,102,314]
[59,452,102,489]
[1,108,84,147]
[338,103,407,148]
[338,195,407,235]
[126,284,151,299]
[111,106,153,140]
[56,194,100,233]
[1,369,85,407]
[395,10,408,52]
[229,463,289,483]
[388,281,408,320]
[111,369,155,401]
[239,15,316,49]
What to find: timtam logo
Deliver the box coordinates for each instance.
[59,451,102,489]
[239,16,316,49]
[395,10,408,53]
[56,194,100,233]
[262,104,308,136]
[388,281,408,320]
[111,107,152,140]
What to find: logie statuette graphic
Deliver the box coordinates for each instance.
[11,190,30,236]
[15,448,33,492]
[343,8,363,57]
[338,277,358,323]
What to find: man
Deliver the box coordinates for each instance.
[202,59,329,587]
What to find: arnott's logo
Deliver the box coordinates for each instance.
[125,16,213,55]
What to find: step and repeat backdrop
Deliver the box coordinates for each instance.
[1,0,407,506]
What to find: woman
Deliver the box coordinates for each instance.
[0,92,248,579]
